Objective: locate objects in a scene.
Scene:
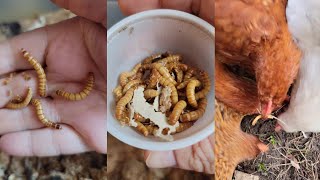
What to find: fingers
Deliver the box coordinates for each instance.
[0,125,91,157]
[145,134,214,174]
[118,0,161,15]
[51,0,106,27]
[0,28,48,75]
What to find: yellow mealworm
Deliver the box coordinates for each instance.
[153,63,177,85]
[184,68,197,81]
[31,98,62,129]
[142,54,163,64]
[156,54,182,65]
[56,72,94,101]
[21,49,47,97]
[146,125,158,135]
[134,113,147,122]
[5,87,33,109]
[175,122,194,133]
[180,98,207,122]
[186,79,202,108]
[143,89,160,99]
[123,79,142,93]
[129,72,143,81]
[115,87,135,120]
[168,100,187,125]
[158,76,178,105]
[119,63,141,86]
[195,71,211,100]
[135,121,149,136]
[147,68,161,89]
[177,77,198,90]
[113,85,123,101]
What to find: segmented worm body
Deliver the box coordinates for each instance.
[135,121,149,136]
[156,54,182,65]
[158,76,178,105]
[5,87,33,109]
[181,98,207,122]
[115,87,135,120]
[21,49,47,97]
[31,98,61,129]
[176,122,194,133]
[113,85,123,102]
[177,77,198,90]
[142,54,163,64]
[56,72,94,101]
[147,68,161,89]
[184,68,197,81]
[134,113,146,122]
[123,79,142,93]
[168,100,187,125]
[195,71,211,100]
[143,89,160,99]
[186,79,202,108]
[119,63,141,86]
[153,63,177,85]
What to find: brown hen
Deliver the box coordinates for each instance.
[214,100,268,179]
[215,0,302,118]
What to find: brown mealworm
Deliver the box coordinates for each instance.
[180,98,207,122]
[156,54,182,65]
[135,121,149,136]
[5,87,33,109]
[21,49,47,97]
[153,63,177,85]
[184,68,197,81]
[175,122,194,133]
[31,98,62,129]
[147,68,161,89]
[177,77,198,90]
[133,113,146,122]
[56,72,94,101]
[158,76,178,105]
[142,54,163,64]
[143,89,160,99]
[115,87,135,120]
[195,71,211,100]
[113,85,123,102]
[123,79,142,93]
[186,79,202,108]
[168,100,187,125]
[119,63,141,86]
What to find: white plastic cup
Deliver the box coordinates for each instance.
[107,9,215,151]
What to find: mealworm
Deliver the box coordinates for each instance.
[56,72,94,101]
[177,77,198,90]
[147,68,161,89]
[195,71,211,100]
[135,121,149,136]
[31,98,61,129]
[133,113,147,122]
[119,63,141,86]
[180,98,207,122]
[176,122,194,133]
[146,125,158,135]
[156,54,182,65]
[186,79,202,108]
[153,63,177,85]
[129,72,143,81]
[115,87,135,120]
[123,79,142,93]
[5,87,33,109]
[159,86,172,113]
[166,62,188,72]
[158,76,178,105]
[113,85,123,102]
[21,49,47,97]
[168,100,187,125]
[142,54,163,64]
[144,89,160,99]
[184,68,197,81]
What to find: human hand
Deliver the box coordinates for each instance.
[118,0,214,174]
[0,0,106,156]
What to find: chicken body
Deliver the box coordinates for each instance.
[215,0,301,117]
[279,0,320,132]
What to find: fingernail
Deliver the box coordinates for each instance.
[145,151,177,168]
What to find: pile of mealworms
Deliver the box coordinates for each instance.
[113,53,211,138]
[3,49,95,129]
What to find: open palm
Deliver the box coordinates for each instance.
[0,16,106,156]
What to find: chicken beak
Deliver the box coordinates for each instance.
[261,100,273,119]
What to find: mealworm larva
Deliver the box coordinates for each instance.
[195,71,211,100]
[186,79,202,108]
[175,68,184,83]
[168,100,187,125]
[147,68,161,89]
[175,122,194,133]
[144,89,160,99]
[135,121,149,136]
[142,54,163,64]
[133,113,147,122]
[123,79,142,93]
[31,98,61,129]
[158,76,178,105]
[115,87,135,120]
[156,54,182,65]
[113,85,123,101]
[21,49,47,97]
[56,72,94,101]
[153,63,177,85]
[5,87,33,109]
[177,77,198,90]
[146,125,158,135]
[184,68,197,81]
[180,98,207,122]
[119,63,142,86]
[129,72,143,81]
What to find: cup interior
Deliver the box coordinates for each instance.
[107,10,215,151]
